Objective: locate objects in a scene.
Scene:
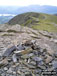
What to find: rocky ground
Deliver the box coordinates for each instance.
[0,24,57,76]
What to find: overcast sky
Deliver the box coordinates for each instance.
[0,0,57,6]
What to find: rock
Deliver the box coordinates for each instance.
[25,72,32,76]
[17,44,25,50]
[29,61,36,66]
[33,51,39,55]
[43,48,47,52]
[31,40,36,44]
[32,57,42,62]
[28,64,36,69]
[7,68,13,73]
[12,63,19,68]
[3,45,16,57]
[12,54,17,63]
[47,67,54,71]
[1,73,6,76]
[14,50,22,54]
[12,71,16,74]
[21,54,29,59]
[24,40,36,48]
[39,30,52,38]
[24,40,33,46]
[32,57,43,67]
[52,61,57,69]
[17,70,21,75]
[36,74,40,76]
[38,61,44,66]
[38,65,46,70]
[53,39,57,43]
[7,58,12,62]
[49,63,52,66]
[47,50,54,56]
[45,55,53,64]
[31,44,40,50]
[14,47,32,55]
[28,53,34,57]
[42,52,46,57]
[29,34,39,39]
[4,67,8,71]
[40,49,44,53]
[20,68,30,73]
[21,54,32,63]
[34,69,42,74]
[0,58,8,67]
[27,59,31,63]
[23,62,35,69]
[54,52,57,58]
[1,20,57,76]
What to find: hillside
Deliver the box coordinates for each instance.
[8,12,57,32]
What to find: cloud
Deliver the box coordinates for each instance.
[0,0,57,6]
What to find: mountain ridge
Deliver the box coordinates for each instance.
[8,12,57,32]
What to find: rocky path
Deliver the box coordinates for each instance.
[0,24,57,76]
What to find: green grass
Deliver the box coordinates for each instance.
[22,13,57,32]
[8,12,57,32]
[32,21,57,32]
[22,19,32,26]
[28,13,57,32]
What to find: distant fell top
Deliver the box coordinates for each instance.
[8,12,57,32]
[8,12,40,25]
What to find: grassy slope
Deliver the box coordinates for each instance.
[8,12,57,32]
[32,14,57,32]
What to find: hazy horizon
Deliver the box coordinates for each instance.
[0,0,57,7]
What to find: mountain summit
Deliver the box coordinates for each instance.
[8,12,57,32]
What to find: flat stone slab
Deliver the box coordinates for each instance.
[3,45,16,57]
[32,57,43,62]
